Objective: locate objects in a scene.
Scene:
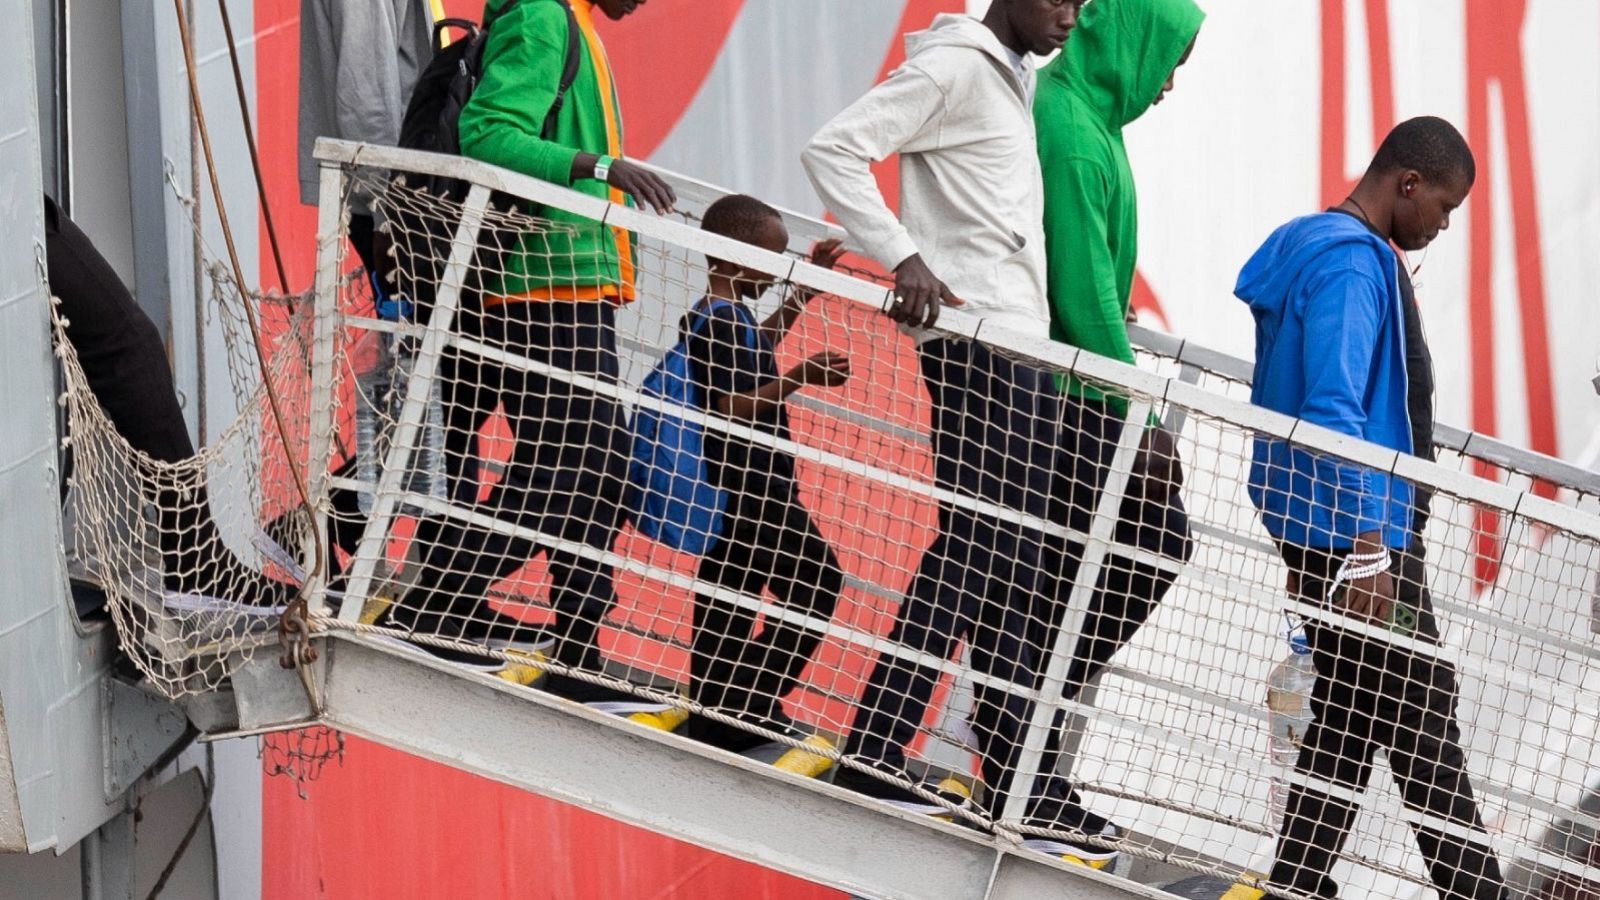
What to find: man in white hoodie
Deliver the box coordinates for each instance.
[802,0,1109,864]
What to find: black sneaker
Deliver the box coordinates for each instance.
[378,600,542,648]
[374,634,505,669]
[539,672,669,711]
[832,762,976,817]
[374,624,550,674]
[685,707,799,755]
[1020,795,1123,871]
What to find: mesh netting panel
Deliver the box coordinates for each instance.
[299,157,1600,896]
[260,726,346,796]
[52,256,316,698]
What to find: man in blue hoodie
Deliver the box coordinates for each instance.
[1231,117,1504,900]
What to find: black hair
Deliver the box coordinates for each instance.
[701,193,782,244]
[1369,116,1476,186]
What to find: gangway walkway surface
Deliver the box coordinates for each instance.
[49,137,1600,900]
[230,631,1172,900]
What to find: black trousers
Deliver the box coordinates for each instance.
[1019,397,1194,821]
[44,196,283,603]
[691,474,844,722]
[390,301,630,672]
[843,338,1076,812]
[1269,542,1506,900]
[347,212,379,276]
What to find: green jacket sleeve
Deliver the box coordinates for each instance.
[457,2,581,186]
[1043,154,1136,416]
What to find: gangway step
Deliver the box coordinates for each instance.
[234,632,1176,900]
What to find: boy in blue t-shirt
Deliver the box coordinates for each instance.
[681,194,850,751]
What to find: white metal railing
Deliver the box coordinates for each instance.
[305,138,1600,898]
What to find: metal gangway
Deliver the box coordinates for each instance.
[37,138,1600,900]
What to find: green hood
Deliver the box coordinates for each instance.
[1034,0,1203,416]
[1048,0,1204,129]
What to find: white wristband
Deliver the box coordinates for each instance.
[1334,548,1392,585]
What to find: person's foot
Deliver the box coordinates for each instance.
[832,761,976,817]
[487,637,551,686]
[685,706,800,754]
[378,598,542,647]
[376,623,553,678]
[1020,794,1123,871]
[374,633,504,669]
[771,734,838,778]
[163,560,298,609]
[624,705,690,732]
[539,671,670,712]
[1218,881,1266,900]
[1020,830,1121,871]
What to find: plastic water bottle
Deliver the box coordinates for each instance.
[1265,628,1316,826]
[354,330,446,516]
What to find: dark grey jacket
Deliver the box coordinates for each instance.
[297,0,433,210]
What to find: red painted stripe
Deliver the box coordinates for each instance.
[1465,2,1499,587]
[256,0,319,291]
[1463,0,1560,585]
[1363,0,1394,152]
[1128,270,1169,330]
[595,0,746,160]
[1319,0,1348,208]
[1490,8,1559,495]
[266,735,842,899]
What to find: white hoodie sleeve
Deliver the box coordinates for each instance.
[802,65,948,272]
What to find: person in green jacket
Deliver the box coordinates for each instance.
[1036,0,1200,404]
[389,0,677,712]
[1025,0,1203,843]
[458,0,675,299]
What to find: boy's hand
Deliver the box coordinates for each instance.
[890,254,963,328]
[790,351,851,388]
[607,159,676,214]
[787,239,847,307]
[808,238,846,271]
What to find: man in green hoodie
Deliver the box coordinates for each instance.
[1031,0,1201,746]
[387,0,677,709]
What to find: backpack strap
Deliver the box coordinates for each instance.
[431,17,479,48]
[689,298,762,351]
[540,1,583,139]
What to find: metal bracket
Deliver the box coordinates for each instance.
[233,642,324,733]
[101,679,190,803]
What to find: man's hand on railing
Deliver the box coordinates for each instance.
[607,159,677,214]
[889,253,963,328]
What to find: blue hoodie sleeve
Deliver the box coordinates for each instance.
[1298,263,1388,535]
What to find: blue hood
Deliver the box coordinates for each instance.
[1236,212,1414,550]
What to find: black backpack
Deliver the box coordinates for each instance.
[383,0,581,316]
